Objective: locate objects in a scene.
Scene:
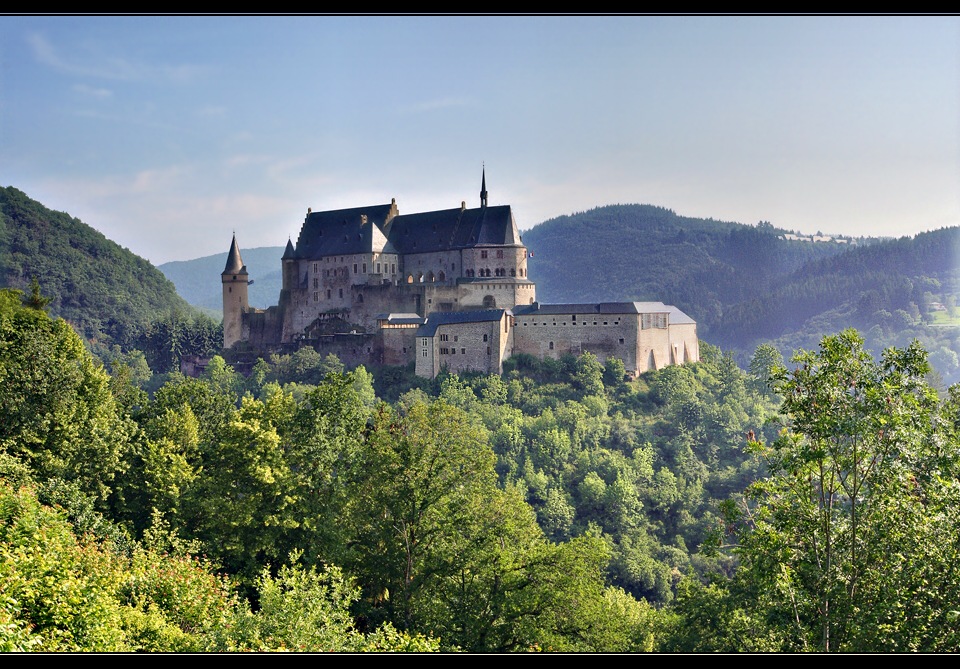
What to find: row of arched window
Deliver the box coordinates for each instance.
[465,268,521,278]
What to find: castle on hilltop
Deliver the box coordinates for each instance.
[223,170,699,378]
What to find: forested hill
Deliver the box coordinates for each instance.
[712,225,960,349]
[711,227,960,388]
[0,186,193,341]
[523,204,960,381]
[522,204,854,337]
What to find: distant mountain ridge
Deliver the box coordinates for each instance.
[522,204,960,380]
[9,184,952,383]
[159,246,286,313]
[522,204,856,332]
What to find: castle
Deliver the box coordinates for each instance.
[222,171,699,378]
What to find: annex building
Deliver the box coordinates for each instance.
[222,171,699,378]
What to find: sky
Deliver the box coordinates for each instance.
[1,15,958,265]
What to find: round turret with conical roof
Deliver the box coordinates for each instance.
[222,234,249,348]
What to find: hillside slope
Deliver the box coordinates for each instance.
[0,186,193,341]
[522,204,852,335]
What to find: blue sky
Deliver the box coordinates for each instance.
[2,15,958,264]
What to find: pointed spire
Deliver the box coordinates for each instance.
[223,234,247,274]
[480,164,488,208]
[282,236,296,260]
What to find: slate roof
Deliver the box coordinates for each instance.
[386,204,521,254]
[415,309,506,337]
[293,204,397,258]
[376,313,425,326]
[512,301,696,323]
[223,235,247,275]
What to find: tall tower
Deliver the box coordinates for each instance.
[221,234,249,349]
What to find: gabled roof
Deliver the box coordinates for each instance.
[664,304,697,325]
[415,309,506,337]
[376,313,425,326]
[293,203,398,258]
[223,234,247,275]
[385,204,522,254]
[512,302,652,316]
[511,301,696,323]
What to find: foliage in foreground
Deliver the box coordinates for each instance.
[665,330,960,652]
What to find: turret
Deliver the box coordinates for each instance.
[221,234,249,349]
[281,237,297,291]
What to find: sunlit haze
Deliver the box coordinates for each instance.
[2,15,958,264]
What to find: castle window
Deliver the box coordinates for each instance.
[363,263,367,273]
[510,269,516,277]
[358,294,364,303]
[440,334,449,342]
[619,338,625,344]
[549,341,554,350]
[487,346,491,355]
[377,263,381,273]
[496,249,504,258]
[313,292,319,302]
[481,250,488,259]
[392,264,396,274]
[461,348,465,355]
[327,289,331,299]
[453,335,458,342]
[313,263,318,272]
[483,334,488,342]
[354,263,358,274]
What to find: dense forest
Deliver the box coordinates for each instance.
[3,189,960,651]
[3,285,960,651]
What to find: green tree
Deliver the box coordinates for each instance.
[0,289,128,506]
[720,329,960,651]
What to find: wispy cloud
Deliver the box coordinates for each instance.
[400,97,470,113]
[197,105,227,117]
[27,31,210,84]
[72,83,112,98]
